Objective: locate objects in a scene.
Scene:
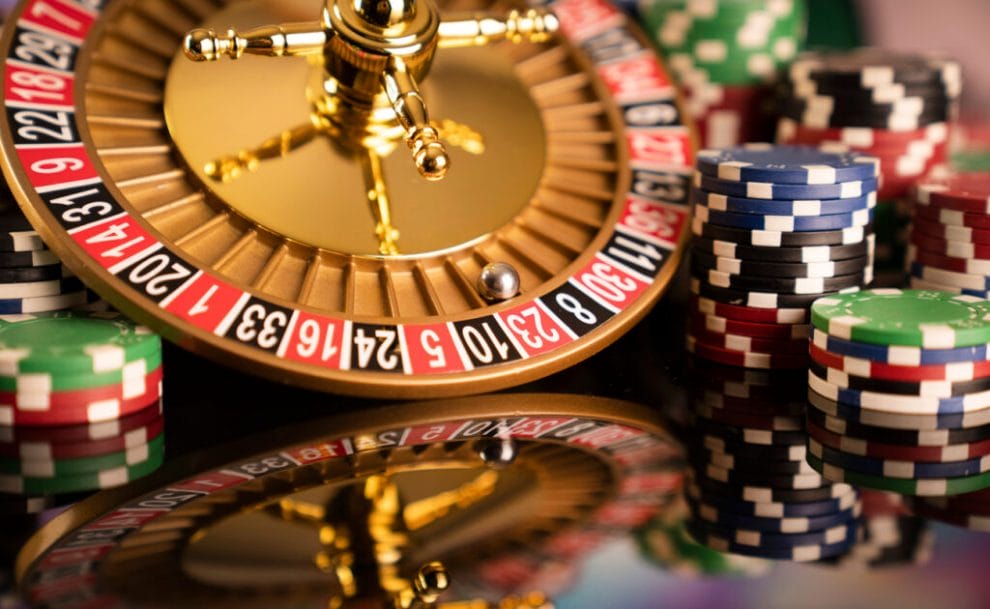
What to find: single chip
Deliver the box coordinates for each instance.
[809,368,990,415]
[692,248,870,279]
[688,516,856,550]
[696,144,879,184]
[0,370,163,427]
[691,294,809,324]
[0,434,164,477]
[0,417,163,460]
[0,264,69,284]
[0,352,162,394]
[912,216,990,244]
[693,188,877,216]
[914,204,990,230]
[686,479,859,518]
[694,203,874,232]
[692,233,875,263]
[788,50,961,92]
[777,118,950,148]
[700,435,807,463]
[784,80,955,106]
[0,249,59,269]
[693,402,803,432]
[808,452,990,496]
[689,497,861,535]
[702,462,827,490]
[687,328,807,355]
[0,446,164,495]
[807,420,990,463]
[807,390,990,434]
[694,391,806,419]
[808,341,990,382]
[687,335,808,370]
[908,276,990,300]
[809,359,990,398]
[810,328,990,366]
[696,172,879,200]
[779,98,949,131]
[0,401,161,444]
[0,492,55,516]
[809,438,990,480]
[909,262,990,292]
[693,415,808,447]
[0,312,161,375]
[693,216,871,247]
[686,525,858,561]
[916,487,990,513]
[694,264,872,295]
[909,244,990,276]
[915,173,990,214]
[811,289,990,348]
[691,312,809,339]
[0,290,94,315]
[693,278,860,309]
[697,448,814,474]
[690,470,856,504]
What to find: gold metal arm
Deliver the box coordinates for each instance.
[183,22,327,61]
[382,57,450,181]
[437,9,559,49]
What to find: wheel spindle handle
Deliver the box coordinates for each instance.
[382,58,450,181]
[183,23,327,61]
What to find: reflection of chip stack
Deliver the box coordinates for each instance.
[907,173,990,297]
[911,487,990,532]
[776,50,962,285]
[821,491,933,569]
[0,313,164,513]
[688,144,877,369]
[806,289,990,497]
[684,359,861,561]
[637,0,806,148]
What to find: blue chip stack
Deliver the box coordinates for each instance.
[684,358,861,561]
[688,143,879,369]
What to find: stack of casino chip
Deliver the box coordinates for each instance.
[806,289,990,497]
[906,173,990,297]
[684,359,861,561]
[688,144,878,369]
[775,49,961,283]
[638,0,806,148]
[0,312,164,510]
[0,204,96,314]
[822,491,933,569]
[909,487,990,532]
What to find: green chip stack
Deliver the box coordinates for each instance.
[0,312,165,511]
[638,0,807,148]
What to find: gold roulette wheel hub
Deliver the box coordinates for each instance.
[15,394,686,609]
[0,0,694,396]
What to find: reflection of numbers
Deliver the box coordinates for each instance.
[13,110,74,142]
[580,263,637,303]
[418,425,449,441]
[460,323,510,364]
[555,293,597,325]
[354,328,399,370]
[236,304,288,350]
[30,156,82,174]
[506,307,560,350]
[295,319,338,362]
[419,329,447,368]
[9,69,68,103]
[127,253,193,296]
[239,456,291,476]
[15,31,73,70]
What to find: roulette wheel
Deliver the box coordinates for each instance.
[0,0,694,397]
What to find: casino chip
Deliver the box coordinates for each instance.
[685,358,861,561]
[910,487,990,532]
[0,311,165,507]
[775,49,960,278]
[638,0,807,148]
[806,287,990,497]
[687,144,876,369]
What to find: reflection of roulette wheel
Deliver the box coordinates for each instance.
[0,0,694,397]
[15,393,685,608]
